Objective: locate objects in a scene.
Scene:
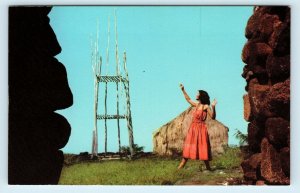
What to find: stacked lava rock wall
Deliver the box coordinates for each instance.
[241,6,290,185]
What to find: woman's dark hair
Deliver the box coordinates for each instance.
[198,90,210,105]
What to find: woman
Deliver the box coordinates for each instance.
[177,83,217,170]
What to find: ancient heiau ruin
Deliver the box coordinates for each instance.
[241,6,290,185]
[153,107,229,157]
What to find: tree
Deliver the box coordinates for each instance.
[234,129,248,146]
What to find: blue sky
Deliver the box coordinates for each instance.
[49,6,253,154]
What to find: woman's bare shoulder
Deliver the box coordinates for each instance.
[203,104,210,110]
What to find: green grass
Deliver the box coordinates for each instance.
[211,146,243,169]
[59,146,243,185]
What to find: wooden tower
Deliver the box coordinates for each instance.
[91,12,134,158]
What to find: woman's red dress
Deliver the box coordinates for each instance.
[182,108,212,160]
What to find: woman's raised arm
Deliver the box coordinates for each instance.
[207,99,217,119]
[180,84,197,107]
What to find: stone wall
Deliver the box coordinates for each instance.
[153,107,229,157]
[9,7,73,184]
[241,6,290,185]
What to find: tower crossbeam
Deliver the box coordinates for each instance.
[97,75,128,83]
[97,114,127,120]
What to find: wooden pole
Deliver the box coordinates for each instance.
[92,33,97,157]
[90,34,96,156]
[104,16,110,156]
[96,56,102,155]
[95,20,101,156]
[104,82,108,155]
[123,51,134,156]
[91,21,101,157]
[106,15,110,76]
[115,10,121,153]
[94,69,99,156]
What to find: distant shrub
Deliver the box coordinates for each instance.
[120,144,144,154]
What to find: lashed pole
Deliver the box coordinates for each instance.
[92,20,101,157]
[123,52,134,156]
[114,10,121,153]
[104,16,110,155]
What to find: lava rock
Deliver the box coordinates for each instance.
[265,117,289,149]
[243,94,252,121]
[242,42,272,64]
[241,153,262,181]
[247,119,265,153]
[260,138,289,185]
[280,147,290,177]
[266,54,290,84]
[267,78,290,119]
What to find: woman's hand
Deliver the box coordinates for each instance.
[179,83,184,91]
[211,99,217,107]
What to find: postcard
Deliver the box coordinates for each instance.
[8,5,290,187]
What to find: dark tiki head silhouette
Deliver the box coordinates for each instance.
[9,7,73,184]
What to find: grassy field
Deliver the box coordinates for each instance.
[59,147,243,185]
